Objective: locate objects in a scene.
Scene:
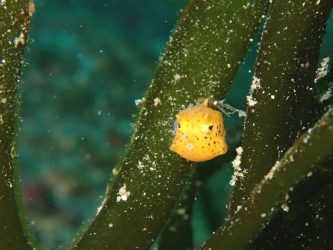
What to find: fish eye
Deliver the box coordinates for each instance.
[208,124,214,131]
[173,120,181,133]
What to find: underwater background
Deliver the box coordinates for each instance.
[18,0,333,249]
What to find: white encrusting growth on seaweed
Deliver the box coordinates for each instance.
[246,95,257,107]
[250,75,261,92]
[230,147,245,186]
[246,75,261,107]
[314,57,330,83]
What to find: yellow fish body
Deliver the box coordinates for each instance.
[170,102,228,162]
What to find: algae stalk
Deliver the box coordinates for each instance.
[229,0,333,213]
[0,0,34,248]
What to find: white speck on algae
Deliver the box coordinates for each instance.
[116,184,130,202]
[135,97,145,106]
[153,97,161,106]
[173,73,181,83]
